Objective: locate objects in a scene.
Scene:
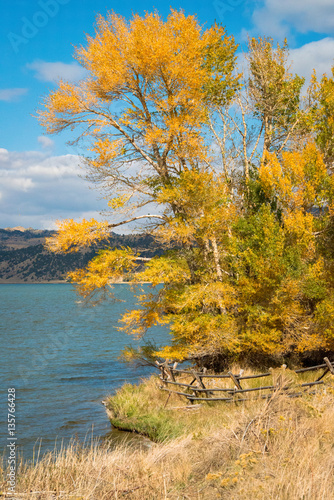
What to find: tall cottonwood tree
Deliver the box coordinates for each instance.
[247,38,305,157]
[42,10,334,368]
[207,37,307,193]
[41,9,239,288]
[309,67,334,171]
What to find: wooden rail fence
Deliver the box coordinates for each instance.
[156,357,334,404]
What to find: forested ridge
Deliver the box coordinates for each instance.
[0,228,164,282]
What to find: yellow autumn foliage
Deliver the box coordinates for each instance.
[39,9,334,368]
[45,218,110,253]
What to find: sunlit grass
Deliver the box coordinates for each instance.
[1,370,334,499]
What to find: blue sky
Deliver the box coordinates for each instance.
[1,0,334,229]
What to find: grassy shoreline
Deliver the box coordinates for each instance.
[2,369,334,499]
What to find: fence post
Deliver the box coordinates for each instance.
[324,357,334,375]
[228,371,242,390]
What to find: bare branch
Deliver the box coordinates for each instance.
[208,114,230,181]
[84,105,160,171]
[107,214,165,229]
[277,115,303,154]
[237,96,250,184]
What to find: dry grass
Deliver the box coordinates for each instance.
[1,371,334,499]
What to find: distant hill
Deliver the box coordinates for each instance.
[0,228,165,283]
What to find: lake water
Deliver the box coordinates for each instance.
[0,283,169,461]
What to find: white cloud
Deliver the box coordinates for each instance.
[38,136,55,150]
[252,0,334,37]
[26,156,81,178]
[26,61,87,83]
[0,149,104,229]
[0,148,9,159]
[2,176,35,192]
[289,38,334,82]
[0,88,28,102]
